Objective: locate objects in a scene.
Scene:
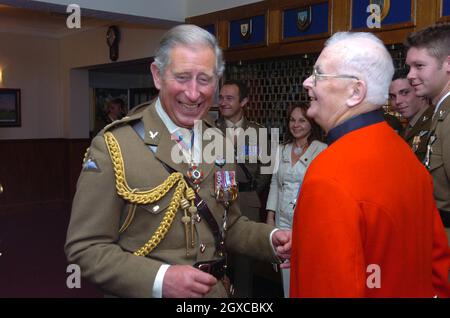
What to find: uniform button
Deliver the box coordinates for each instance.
[200,243,206,253]
[152,205,160,212]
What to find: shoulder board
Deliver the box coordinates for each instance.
[128,101,153,116]
[103,113,142,133]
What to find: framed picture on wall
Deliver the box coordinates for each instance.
[0,88,21,127]
[91,88,128,136]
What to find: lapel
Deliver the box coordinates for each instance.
[215,116,226,135]
[429,95,450,133]
[404,106,434,141]
[141,102,215,181]
[241,116,249,130]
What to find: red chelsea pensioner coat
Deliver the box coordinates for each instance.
[290,121,450,297]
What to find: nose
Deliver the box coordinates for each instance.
[407,68,415,81]
[303,75,313,90]
[185,79,201,101]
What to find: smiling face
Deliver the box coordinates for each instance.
[151,44,218,128]
[218,84,247,123]
[302,47,354,132]
[289,107,312,141]
[406,47,450,103]
[389,78,426,119]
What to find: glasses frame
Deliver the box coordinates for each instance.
[311,67,359,87]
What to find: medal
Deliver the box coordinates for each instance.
[215,171,238,242]
[187,165,204,191]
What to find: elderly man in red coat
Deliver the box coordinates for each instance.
[289,31,450,297]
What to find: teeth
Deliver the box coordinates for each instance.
[182,103,199,109]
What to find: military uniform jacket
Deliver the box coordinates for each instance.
[403,106,434,163]
[65,101,278,298]
[215,117,272,221]
[427,95,450,213]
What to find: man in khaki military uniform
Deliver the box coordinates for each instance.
[406,23,450,240]
[216,80,273,297]
[389,70,434,162]
[65,25,291,298]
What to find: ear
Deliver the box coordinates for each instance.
[445,55,450,74]
[150,63,162,90]
[346,80,367,108]
[240,97,249,108]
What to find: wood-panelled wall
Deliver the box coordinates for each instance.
[186,0,445,62]
[0,139,90,214]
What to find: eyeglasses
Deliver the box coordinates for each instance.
[310,67,359,87]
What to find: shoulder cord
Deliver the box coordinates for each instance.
[103,131,196,257]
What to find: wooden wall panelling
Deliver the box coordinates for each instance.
[187,0,444,63]
[332,0,351,32]
[0,139,89,214]
[438,0,450,22]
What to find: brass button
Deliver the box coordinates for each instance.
[152,205,160,212]
[200,243,206,253]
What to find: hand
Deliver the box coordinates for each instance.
[162,265,217,298]
[272,229,291,261]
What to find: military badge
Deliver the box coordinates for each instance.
[412,136,421,152]
[240,19,252,41]
[296,6,312,31]
[214,157,226,168]
[82,157,101,172]
[187,165,204,186]
[215,171,238,204]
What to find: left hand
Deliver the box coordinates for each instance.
[272,229,291,262]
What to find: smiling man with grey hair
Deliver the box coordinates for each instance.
[65,24,291,298]
[290,31,450,297]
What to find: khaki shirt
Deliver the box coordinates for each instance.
[215,117,272,221]
[403,106,434,163]
[426,95,450,213]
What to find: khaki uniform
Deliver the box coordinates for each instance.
[403,106,434,163]
[215,117,271,221]
[215,116,273,297]
[65,101,278,298]
[426,95,450,232]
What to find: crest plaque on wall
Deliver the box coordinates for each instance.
[296,6,312,31]
[240,19,252,40]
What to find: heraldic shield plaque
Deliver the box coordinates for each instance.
[240,19,252,40]
[296,6,312,31]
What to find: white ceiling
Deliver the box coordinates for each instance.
[0,0,264,38]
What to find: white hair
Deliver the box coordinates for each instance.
[325,32,394,106]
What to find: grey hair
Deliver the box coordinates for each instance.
[325,32,394,106]
[153,24,225,77]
